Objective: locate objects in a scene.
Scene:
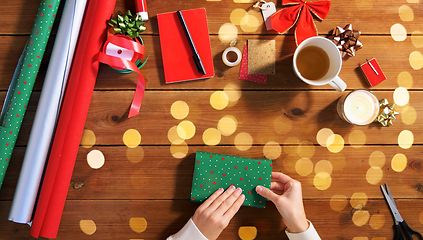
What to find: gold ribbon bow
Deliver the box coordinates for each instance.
[377,99,399,127]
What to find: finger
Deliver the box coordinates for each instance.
[256,185,279,202]
[270,181,287,191]
[223,193,245,220]
[271,189,284,195]
[200,188,224,209]
[271,172,294,184]
[208,185,236,211]
[215,187,243,215]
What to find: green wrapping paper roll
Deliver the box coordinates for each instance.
[0,0,61,189]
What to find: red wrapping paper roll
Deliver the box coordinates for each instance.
[30,0,116,238]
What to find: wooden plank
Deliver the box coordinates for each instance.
[1,199,423,239]
[1,90,421,146]
[2,145,422,200]
[0,35,421,90]
[1,0,422,35]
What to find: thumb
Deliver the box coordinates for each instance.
[256,185,278,202]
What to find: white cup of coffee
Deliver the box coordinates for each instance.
[293,36,346,92]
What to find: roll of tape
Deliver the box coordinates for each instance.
[222,47,242,67]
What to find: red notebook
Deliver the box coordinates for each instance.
[157,8,214,83]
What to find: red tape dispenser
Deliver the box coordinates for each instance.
[360,58,386,87]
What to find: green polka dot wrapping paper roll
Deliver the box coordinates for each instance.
[0,0,61,189]
[191,151,273,208]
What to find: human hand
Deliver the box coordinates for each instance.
[255,172,308,233]
[192,185,245,240]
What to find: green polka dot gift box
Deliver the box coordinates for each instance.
[191,151,273,208]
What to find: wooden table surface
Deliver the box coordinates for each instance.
[1,0,423,239]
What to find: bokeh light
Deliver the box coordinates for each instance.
[80,220,96,235]
[401,106,417,125]
[327,134,344,153]
[234,132,253,151]
[87,150,105,169]
[348,130,366,148]
[168,126,185,144]
[411,31,423,48]
[123,129,142,148]
[398,5,414,21]
[224,83,242,106]
[355,0,373,10]
[230,8,248,25]
[238,226,257,240]
[369,151,386,168]
[218,23,238,42]
[129,217,148,233]
[218,115,238,136]
[409,51,423,70]
[352,210,370,226]
[171,100,189,120]
[273,115,293,135]
[210,91,229,110]
[240,10,262,32]
[315,160,333,175]
[366,167,383,185]
[126,146,144,163]
[295,158,313,176]
[177,120,196,140]
[391,153,407,172]
[397,71,413,89]
[330,195,348,212]
[350,193,368,209]
[203,128,222,146]
[398,130,414,149]
[170,142,189,159]
[393,87,410,106]
[81,129,96,148]
[263,141,282,160]
[390,23,407,41]
[369,214,385,230]
[313,172,332,190]
[316,128,334,147]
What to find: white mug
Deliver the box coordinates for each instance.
[293,36,346,92]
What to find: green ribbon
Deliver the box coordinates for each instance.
[0,0,61,189]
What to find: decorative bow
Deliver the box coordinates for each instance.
[271,0,331,45]
[98,31,146,118]
[328,24,363,57]
[377,99,399,127]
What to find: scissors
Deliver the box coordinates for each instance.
[381,183,423,240]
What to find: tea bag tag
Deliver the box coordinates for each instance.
[254,1,276,31]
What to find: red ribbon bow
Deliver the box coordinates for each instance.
[271,0,331,45]
[98,31,146,118]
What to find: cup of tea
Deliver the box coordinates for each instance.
[293,36,346,92]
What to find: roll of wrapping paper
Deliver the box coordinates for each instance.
[8,0,87,225]
[0,0,61,189]
[29,0,117,238]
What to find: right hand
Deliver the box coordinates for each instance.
[255,172,309,233]
[192,185,245,240]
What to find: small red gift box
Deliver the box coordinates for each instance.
[360,58,386,87]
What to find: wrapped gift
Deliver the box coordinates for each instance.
[191,151,272,208]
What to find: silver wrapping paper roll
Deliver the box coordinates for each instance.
[8,0,88,224]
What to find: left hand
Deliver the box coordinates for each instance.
[192,185,245,240]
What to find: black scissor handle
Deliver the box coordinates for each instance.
[400,220,423,240]
[394,224,405,240]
